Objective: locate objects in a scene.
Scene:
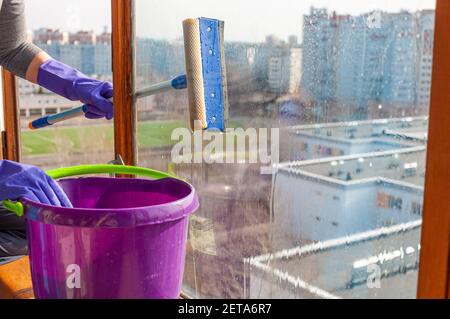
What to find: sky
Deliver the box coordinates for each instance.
[25,0,436,42]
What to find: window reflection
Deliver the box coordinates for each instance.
[135,1,435,299]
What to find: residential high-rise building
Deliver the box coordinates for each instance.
[33,28,68,44]
[33,29,111,76]
[96,27,112,45]
[268,47,302,94]
[334,12,387,118]
[301,8,339,115]
[94,43,112,76]
[416,10,435,114]
[288,35,299,47]
[59,44,95,75]
[68,31,96,45]
[382,12,418,110]
[301,8,435,120]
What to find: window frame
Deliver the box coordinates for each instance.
[417,0,450,299]
[1,69,21,162]
[0,0,449,299]
[111,0,137,166]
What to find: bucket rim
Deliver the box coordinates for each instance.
[24,177,195,212]
[21,177,199,228]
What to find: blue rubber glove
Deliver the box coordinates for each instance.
[37,59,114,120]
[0,160,72,207]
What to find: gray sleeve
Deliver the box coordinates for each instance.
[0,0,42,78]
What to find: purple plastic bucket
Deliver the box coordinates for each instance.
[22,176,198,299]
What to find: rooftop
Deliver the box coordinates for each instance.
[287,116,428,143]
[246,220,421,299]
[279,146,426,188]
[280,116,428,189]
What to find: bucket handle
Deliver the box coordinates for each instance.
[3,164,175,217]
[46,164,173,180]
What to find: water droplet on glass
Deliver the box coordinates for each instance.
[209,49,213,55]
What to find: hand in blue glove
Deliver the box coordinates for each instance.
[37,59,114,120]
[0,160,72,207]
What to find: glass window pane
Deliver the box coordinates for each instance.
[20,0,113,170]
[135,0,435,299]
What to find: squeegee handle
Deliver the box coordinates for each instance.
[28,75,187,130]
[29,105,88,130]
[29,97,113,130]
[135,74,187,99]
